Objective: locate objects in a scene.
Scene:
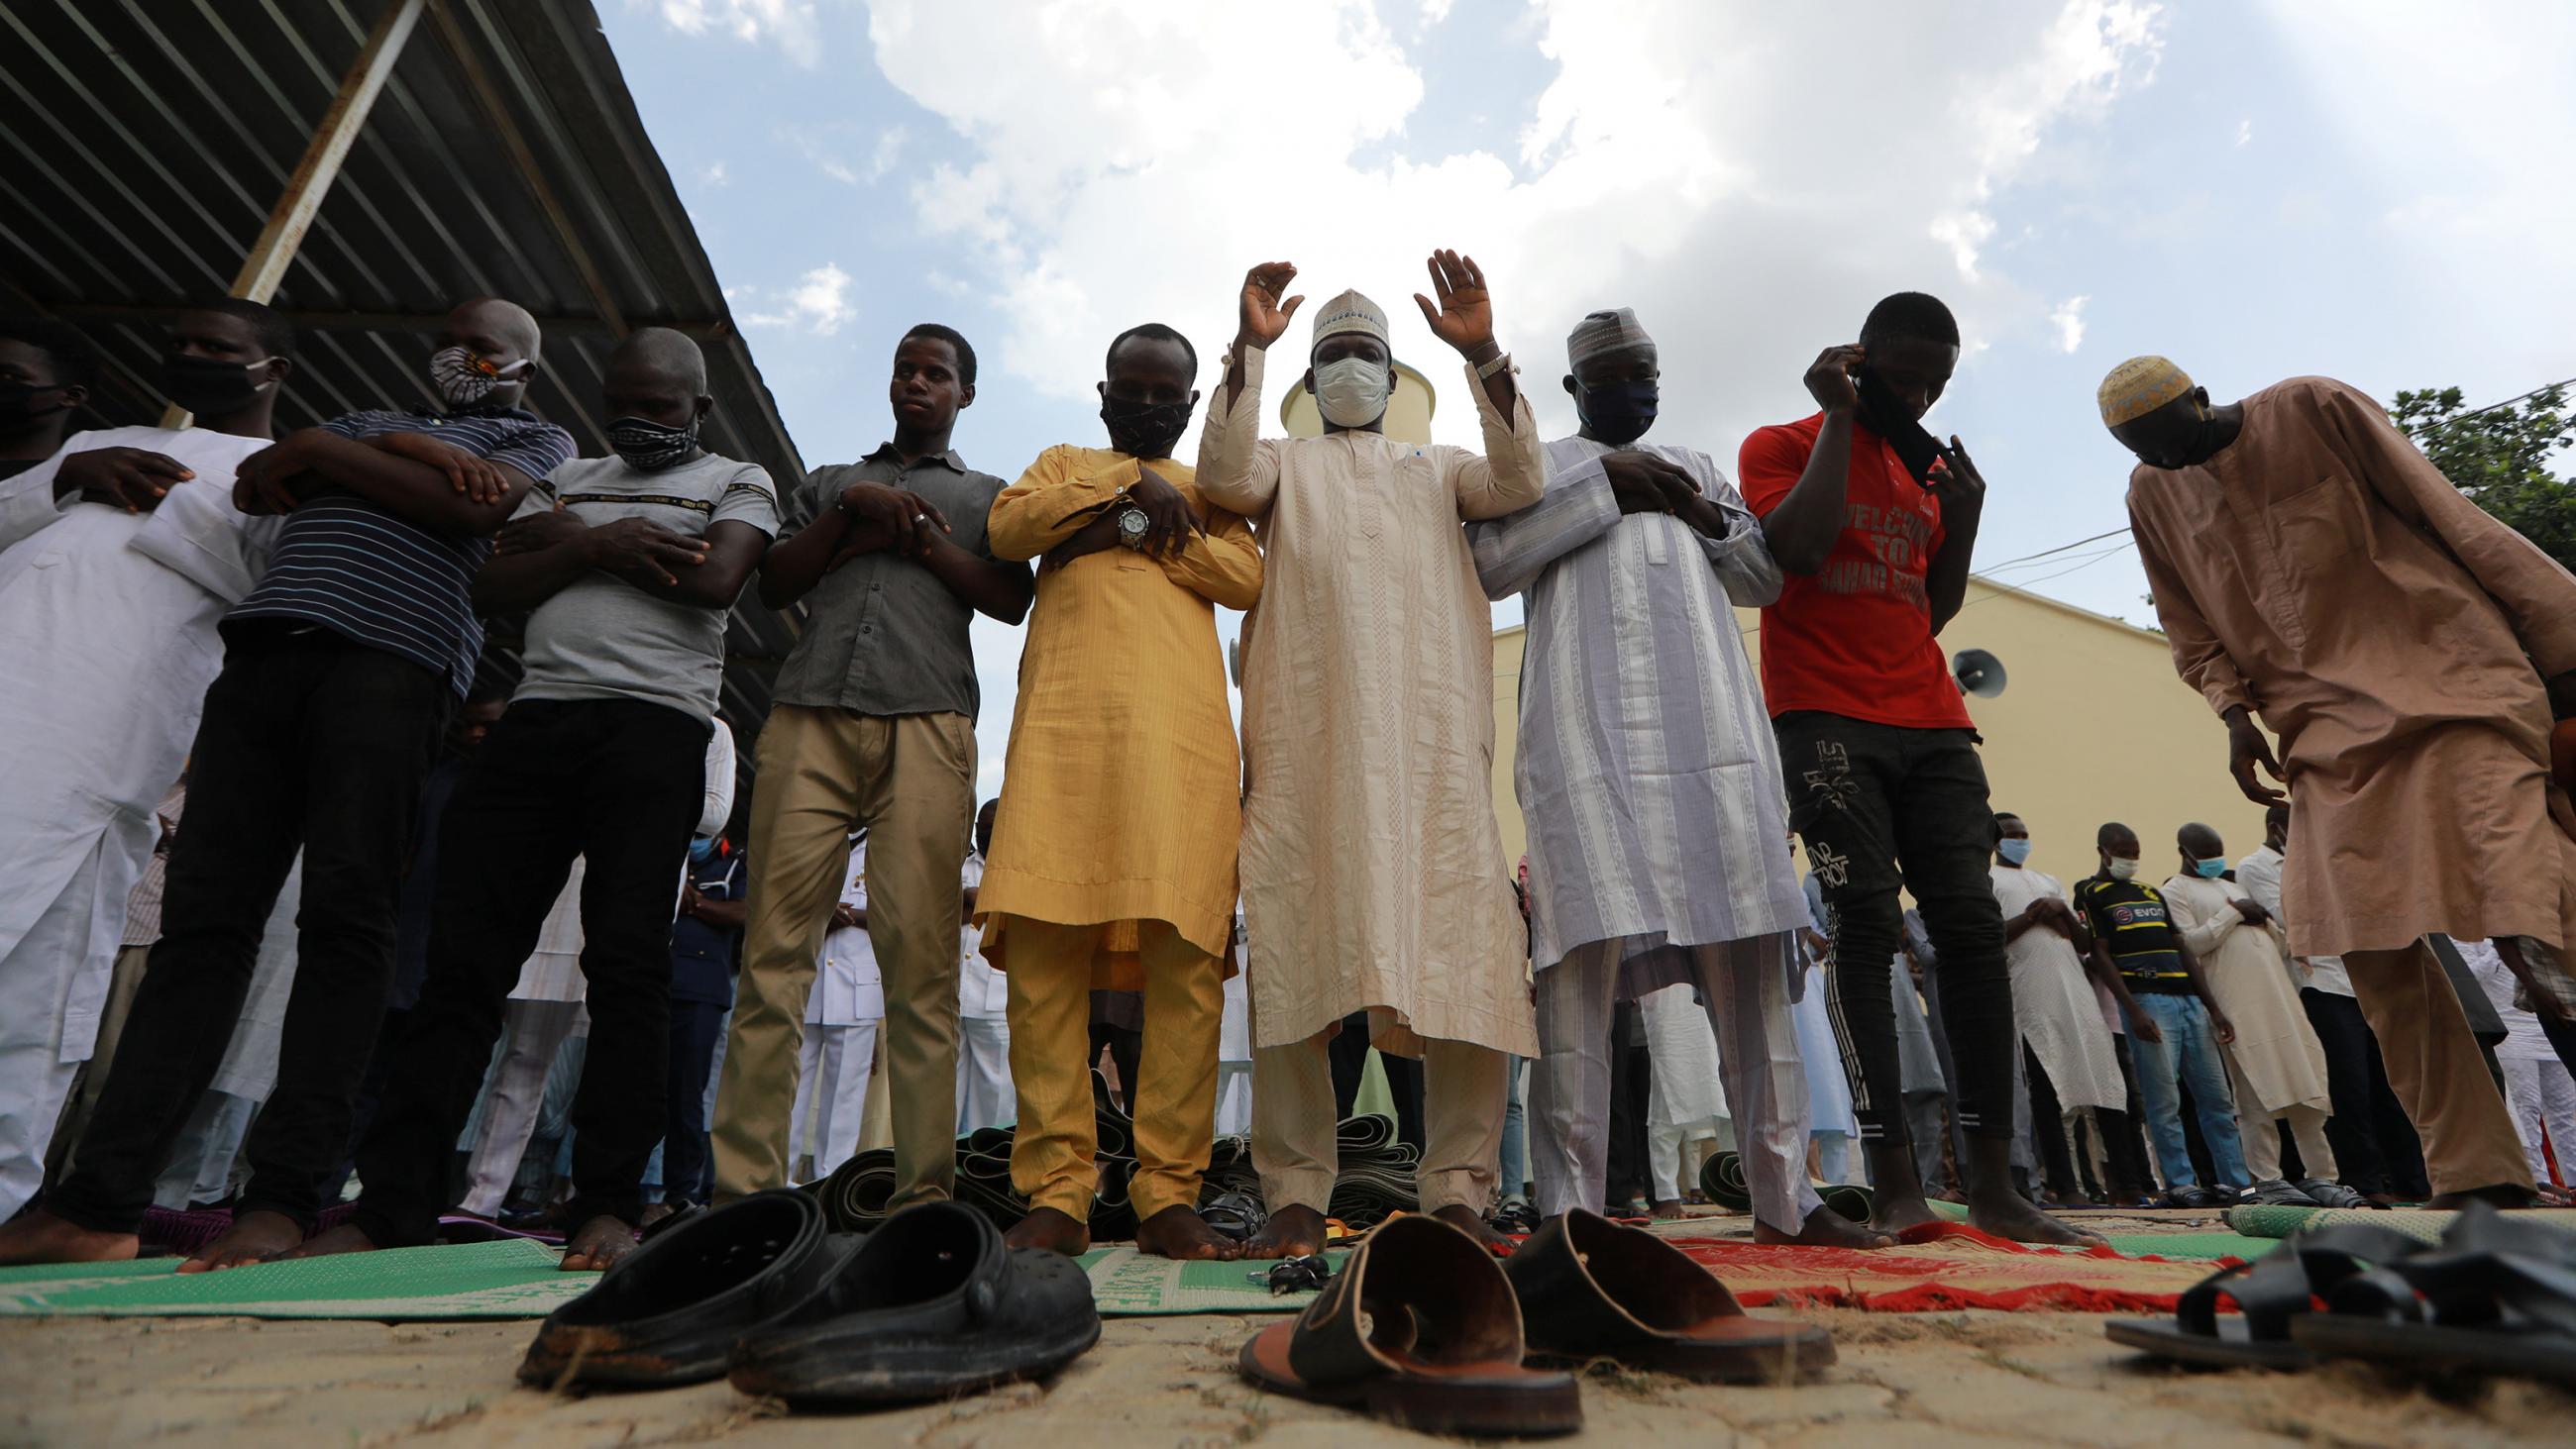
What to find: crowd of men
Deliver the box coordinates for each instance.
[1,245,2571,1276]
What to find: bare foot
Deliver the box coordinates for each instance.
[2428,1183,2533,1210]
[178,1209,307,1273]
[277,1221,382,1262]
[1243,1204,1326,1260]
[1005,1206,1092,1257]
[1649,1198,1685,1220]
[1870,1190,1945,1236]
[1133,1204,1239,1261]
[1758,1204,1895,1250]
[559,1214,640,1271]
[0,1209,140,1268]
[1431,1204,1513,1255]
[1966,1191,2104,1247]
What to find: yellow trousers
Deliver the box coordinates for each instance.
[999,916,1222,1221]
[710,705,973,1206]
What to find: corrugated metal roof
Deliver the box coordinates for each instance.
[0,0,806,794]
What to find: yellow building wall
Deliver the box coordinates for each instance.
[1490,576,2272,892]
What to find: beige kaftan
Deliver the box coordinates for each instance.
[2163,873,2331,1115]
[1196,346,1543,1055]
[2128,377,2576,958]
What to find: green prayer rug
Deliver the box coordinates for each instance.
[1076,1248,1348,1316]
[0,1238,591,1319]
[2226,1204,2576,1246]
[2098,1231,2271,1262]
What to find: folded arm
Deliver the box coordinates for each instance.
[1160,503,1263,610]
[1466,449,1617,600]
[245,430,534,537]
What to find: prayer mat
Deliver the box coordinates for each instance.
[2227,1204,2576,1246]
[1663,1222,2226,1312]
[0,1238,591,1320]
[2099,1231,2272,1261]
[1076,1248,1351,1316]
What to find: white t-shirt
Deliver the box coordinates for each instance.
[2236,845,2352,997]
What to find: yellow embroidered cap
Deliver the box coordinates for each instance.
[2097,356,2195,428]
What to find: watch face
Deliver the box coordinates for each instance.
[1118,506,1149,545]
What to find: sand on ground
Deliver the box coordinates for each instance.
[4,1212,2569,1447]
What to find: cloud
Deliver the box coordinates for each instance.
[2050,295,2090,354]
[778,123,905,187]
[653,0,822,61]
[741,262,854,334]
[2235,119,2252,147]
[856,0,2167,439]
[698,159,729,186]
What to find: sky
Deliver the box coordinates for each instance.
[597,0,2576,797]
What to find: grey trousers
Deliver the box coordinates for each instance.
[1533,935,1822,1234]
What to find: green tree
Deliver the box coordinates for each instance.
[2391,383,2576,574]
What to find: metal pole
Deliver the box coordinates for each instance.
[163,0,427,425]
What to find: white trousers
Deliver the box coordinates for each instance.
[459,999,585,1217]
[2501,1055,2576,1187]
[1533,937,1821,1235]
[793,1019,880,1178]
[153,1089,261,1210]
[2223,1049,2339,1186]
[0,873,107,1220]
[1216,1062,1254,1138]
[955,1014,1014,1132]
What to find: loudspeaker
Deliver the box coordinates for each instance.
[1952,648,2007,698]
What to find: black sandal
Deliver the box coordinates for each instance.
[2104,1221,2421,1370]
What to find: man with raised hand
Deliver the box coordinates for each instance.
[1197,254,1543,1257]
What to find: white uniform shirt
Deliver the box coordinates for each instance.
[810,840,883,1025]
[2237,845,2353,996]
[2459,937,2552,1062]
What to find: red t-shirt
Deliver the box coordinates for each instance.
[1738,412,1974,730]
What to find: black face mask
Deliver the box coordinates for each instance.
[1854,364,1947,485]
[606,415,699,471]
[1575,379,1659,447]
[159,355,273,415]
[0,380,67,430]
[1100,394,1193,460]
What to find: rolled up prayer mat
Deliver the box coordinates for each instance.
[1698,1150,1753,1211]
[1820,1184,1876,1223]
[815,1147,899,1232]
[1336,1113,1397,1156]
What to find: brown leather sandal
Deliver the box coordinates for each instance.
[1236,1213,1581,1437]
[1505,1208,1834,1382]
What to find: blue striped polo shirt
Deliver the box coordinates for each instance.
[226,407,576,692]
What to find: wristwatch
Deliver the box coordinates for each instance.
[1116,504,1150,550]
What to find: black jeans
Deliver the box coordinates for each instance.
[47,628,452,1233]
[2024,1046,2082,1198]
[1604,1002,1654,1208]
[351,699,708,1247]
[662,997,726,1206]
[2302,986,2427,1197]
[1778,712,2016,1146]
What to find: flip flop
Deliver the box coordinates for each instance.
[2291,1201,2576,1385]
[1506,1209,1834,1382]
[1200,1190,1267,1242]
[518,1190,855,1389]
[1237,1213,1581,1438]
[2102,1220,2421,1371]
[728,1198,1101,1406]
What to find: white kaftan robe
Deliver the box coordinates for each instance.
[1196,347,1542,1056]
[0,428,276,1216]
[1990,866,2126,1112]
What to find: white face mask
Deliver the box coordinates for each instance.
[2105,857,2139,882]
[1312,357,1391,429]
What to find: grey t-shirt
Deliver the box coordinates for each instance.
[512,452,780,722]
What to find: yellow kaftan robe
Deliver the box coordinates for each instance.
[978,446,1260,977]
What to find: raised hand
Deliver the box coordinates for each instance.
[1235,262,1304,352]
[1414,249,1495,358]
[1804,345,1864,414]
[59,447,193,514]
[1129,465,1204,560]
[1933,435,1987,513]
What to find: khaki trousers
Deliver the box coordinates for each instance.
[710,705,973,1205]
[1250,998,1506,1215]
[2346,942,2533,1194]
[2223,1050,2339,1184]
[1001,916,1221,1220]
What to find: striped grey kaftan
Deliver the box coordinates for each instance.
[1470,437,1811,976]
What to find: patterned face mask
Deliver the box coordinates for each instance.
[606,415,699,470]
[429,346,527,411]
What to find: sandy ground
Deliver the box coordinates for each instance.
[5,1216,2571,1448]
